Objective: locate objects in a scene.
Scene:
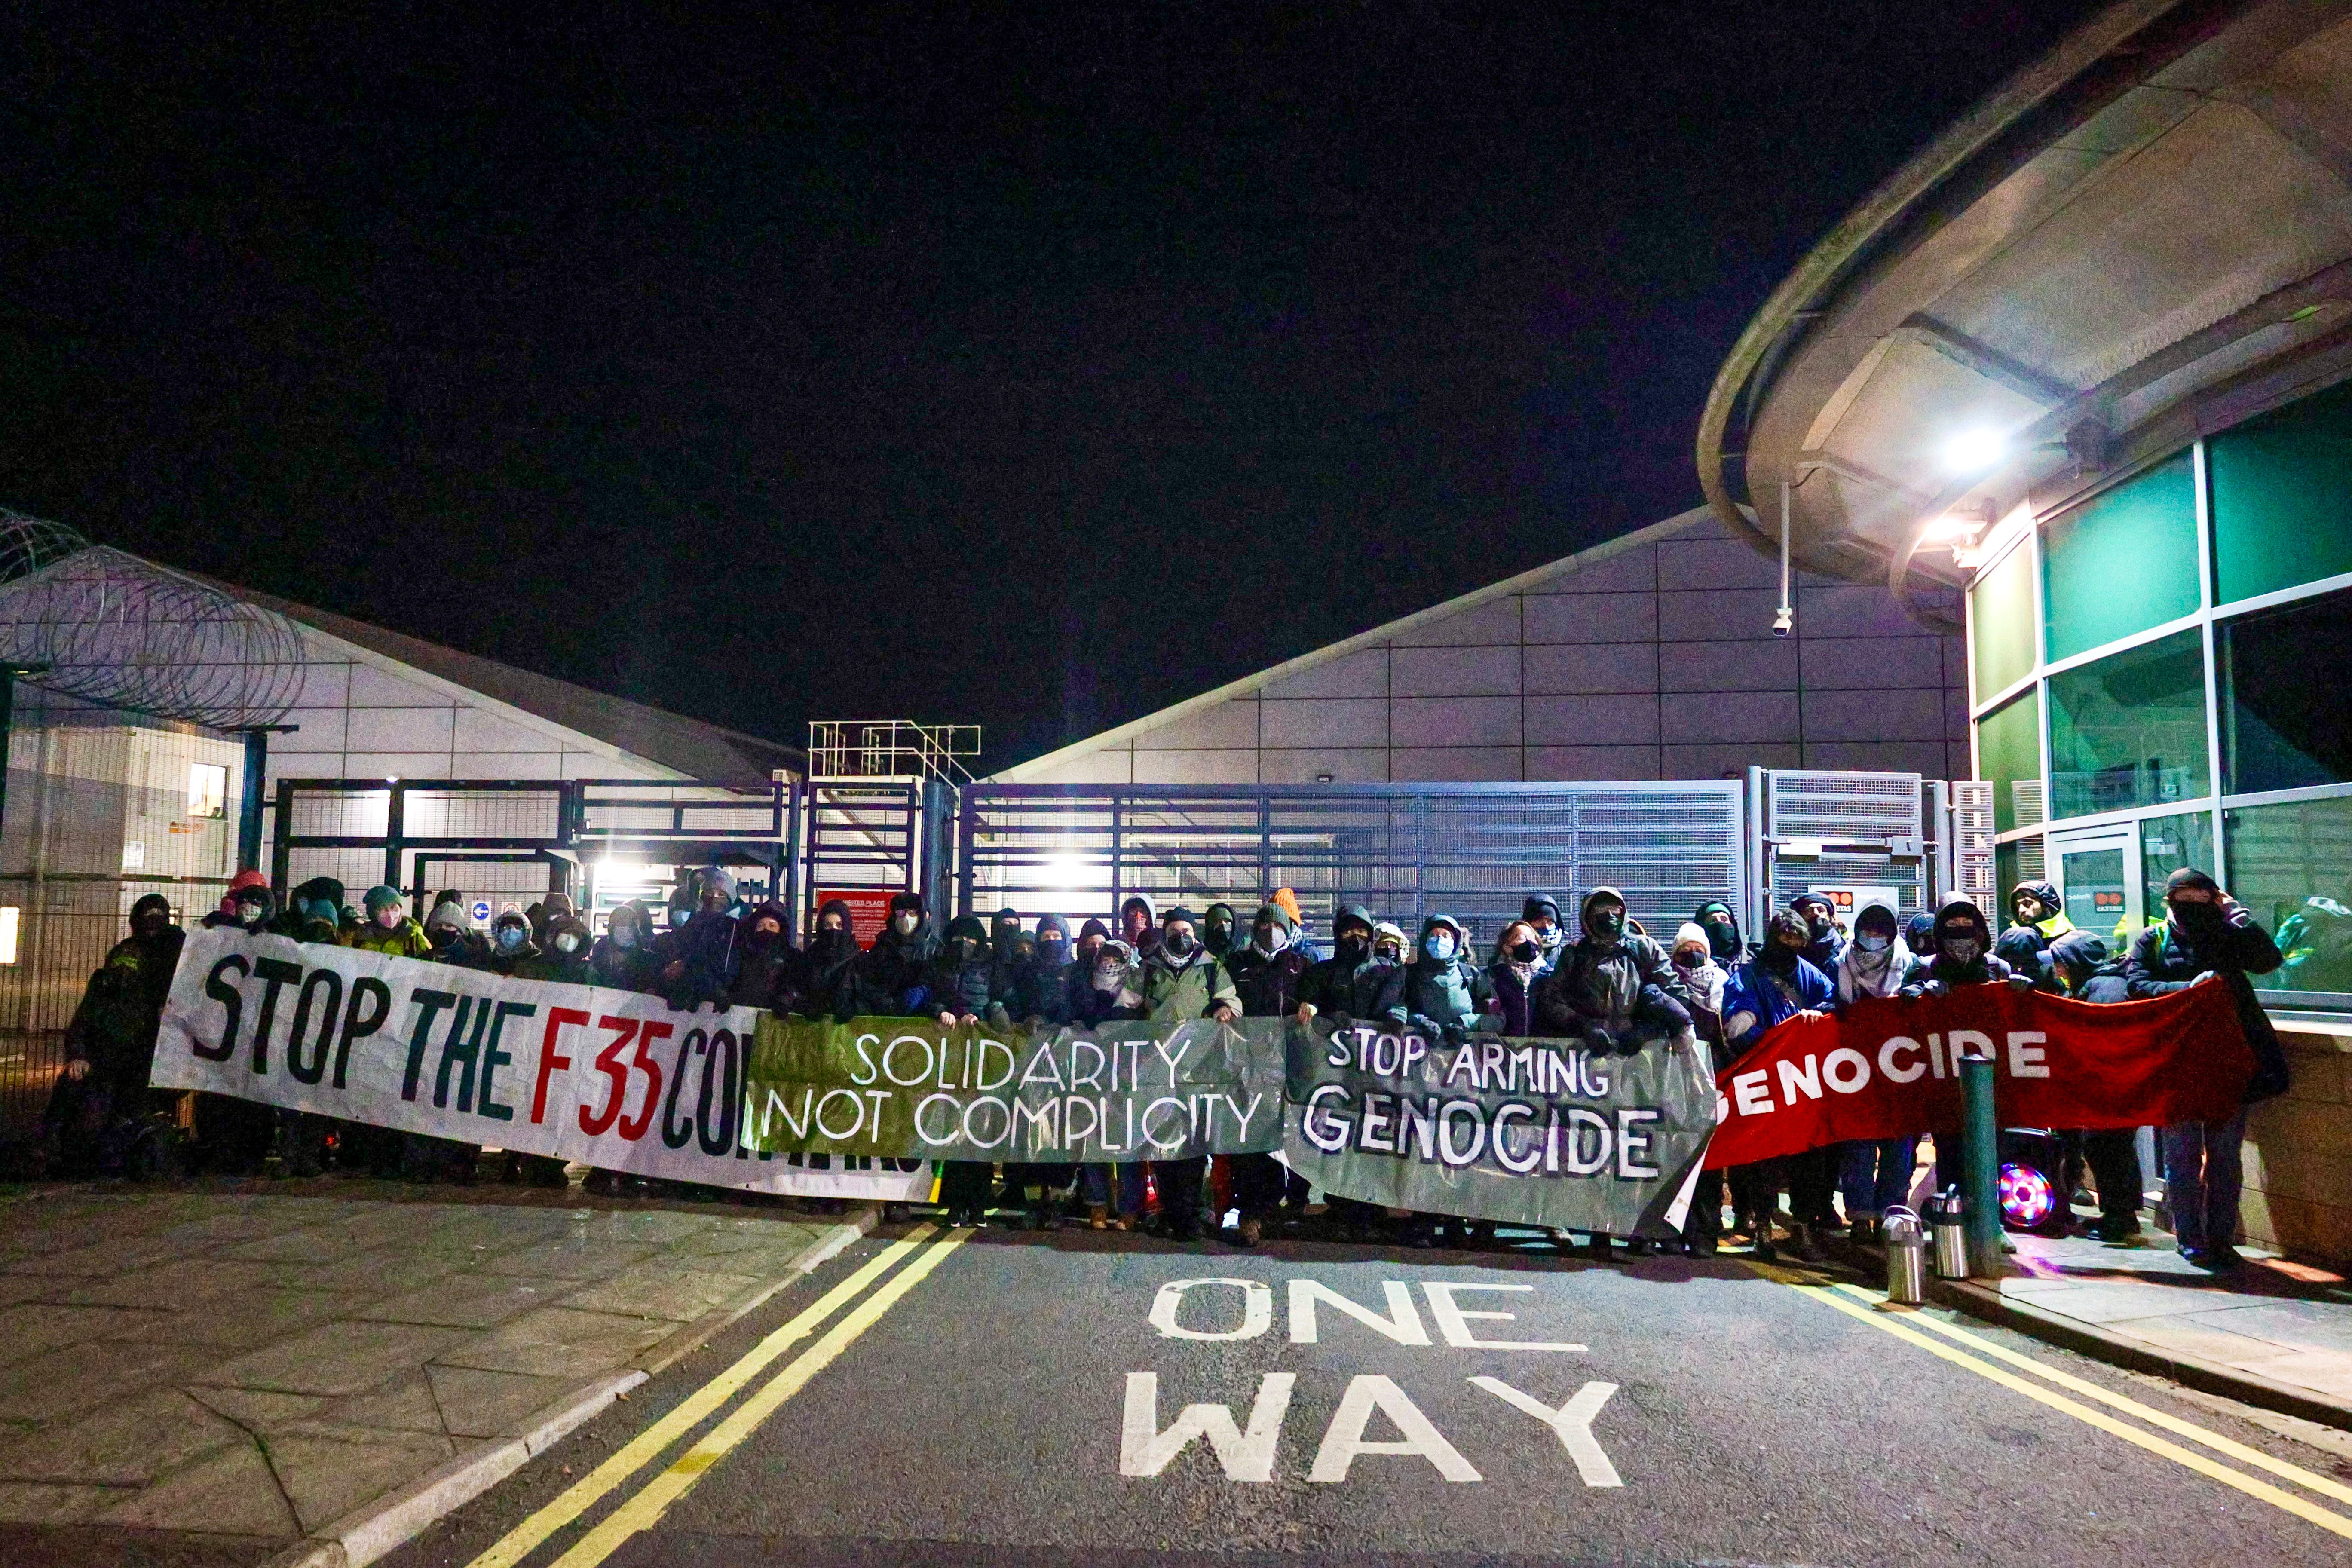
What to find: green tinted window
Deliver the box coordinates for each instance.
[2046,629,2208,821]
[2209,377,2352,605]
[2220,584,2352,794]
[2138,809,2215,945]
[2041,452,2200,662]
[1978,688,2043,836]
[2222,795,2352,998]
[1970,543,2037,698]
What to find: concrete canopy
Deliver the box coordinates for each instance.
[1699,0,2352,627]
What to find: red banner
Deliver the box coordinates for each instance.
[1701,978,2252,1169]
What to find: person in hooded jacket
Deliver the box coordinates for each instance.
[1522,893,1568,973]
[1671,922,1735,1253]
[2006,880,2076,953]
[1488,921,1544,1036]
[925,914,1000,1226]
[590,900,662,994]
[351,886,433,960]
[730,900,800,1014]
[1789,892,1847,976]
[195,875,281,1172]
[1270,888,1323,961]
[1534,889,1692,1258]
[47,894,185,1177]
[1295,905,1405,1240]
[477,910,575,1188]
[2057,931,2147,1242]
[864,891,938,1015]
[656,868,745,1012]
[1720,910,1837,1259]
[1137,907,1241,1242]
[1220,902,1314,1242]
[204,869,273,930]
[273,877,349,944]
[984,908,1026,1008]
[794,899,870,1022]
[1009,914,1074,1027]
[1832,903,1917,1243]
[2125,867,2287,1271]
[1117,894,1161,959]
[1899,897,2022,995]
[1693,900,1748,966]
[1074,939,1149,1228]
[990,912,1078,1228]
[1387,913,1501,1247]
[1202,903,1239,962]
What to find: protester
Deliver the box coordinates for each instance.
[1222,901,1314,1242]
[1137,907,1240,1242]
[2006,880,2075,953]
[46,894,185,1178]
[1900,910,1940,973]
[1389,913,1501,1247]
[350,886,432,959]
[1118,894,1161,958]
[274,877,348,943]
[1203,902,1239,961]
[2059,932,2146,1242]
[1534,888,1690,1258]
[658,867,745,1012]
[2125,868,2288,1271]
[1899,896,2021,995]
[1832,903,1914,1243]
[865,891,938,1015]
[590,900,662,993]
[1295,904,1402,1239]
[1522,893,1568,971]
[195,874,277,1171]
[1721,910,1835,1260]
[1789,892,1845,975]
[1487,920,1544,1036]
[1074,940,1148,1229]
[995,912,1078,1228]
[927,914,999,1227]
[474,910,572,1188]
[1270,887,1320,960]
[1671,921,1732,1255]
[203,868,273,930]
[1693,899,1747,965]
[732,900,800,1013]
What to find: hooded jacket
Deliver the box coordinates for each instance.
[64,897,185,1093]
[1789,894,1847,975]
[273,877,349,944]
[1117,894,1162,957]
[732,900,800,1013]
[1139,930,1242,1023]
[1297,903,1404,1021]
[798,899,870,1021]
[1522,894,1568,971]
[922,914,996,1020]
[204,879,276,933]
[511,915,594,984]
[1005,913,1075,1027]
[2007,880,2076,946]
[1834,922,1913,1006]
[1202,902,1239,959]
[590,900,663,994]
[1693,900,1748,964]
[480,913,542,976]
[1899,897,2016,992]
[351,912,435,960]
[865,892,938,1014]
[2124,873,2288,1102]
[1224,903,1313,1018]
[1532,888,1689,1051]
[1386,914,1498,1038]
[1721,920,1835,1054]
[660,903,744,1013]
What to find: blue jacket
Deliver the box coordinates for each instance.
[1720,954,1834,1054]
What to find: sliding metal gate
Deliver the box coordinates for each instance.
[956,782,1745,947]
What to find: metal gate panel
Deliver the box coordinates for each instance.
[959,782,1743,949]
[1759,768,1930,926]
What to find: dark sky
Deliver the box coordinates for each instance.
[4,3,2100,770]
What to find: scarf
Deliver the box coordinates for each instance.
[1838,938,1911,1004]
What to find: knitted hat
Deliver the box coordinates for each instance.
[363,885,402,913]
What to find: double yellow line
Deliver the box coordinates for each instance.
[1764,1264,2352,1541]
[469,1225,968,1568]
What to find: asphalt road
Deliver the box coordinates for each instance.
[384,1222,2352,1568]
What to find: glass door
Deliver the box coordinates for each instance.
[2047,824,2140,949]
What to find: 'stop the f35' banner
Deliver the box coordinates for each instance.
[153,926,931,1199]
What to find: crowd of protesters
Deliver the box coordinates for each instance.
[40,859,2290,1272]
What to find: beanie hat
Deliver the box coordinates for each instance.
[364,885,401,913]
[1271,888,1304,928]
[1673,921,1710,952]
[227,867,269,894]
[2165,866,2221,897]
[425,901,466,934]
[1253,901,1295,935]
[698,867,735,902]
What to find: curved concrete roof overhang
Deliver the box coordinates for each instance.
[1698,0,2352,631]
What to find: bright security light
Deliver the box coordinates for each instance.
[1942,428,2006,475]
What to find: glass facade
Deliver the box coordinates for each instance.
[2209,377,2352,606]
[2041,452,2200,662]
[1969,374,2352,1008]
[2220,585,2352,795]
[2046,630,2207,820]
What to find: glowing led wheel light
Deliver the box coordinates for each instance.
[1999,1161,2057,1231]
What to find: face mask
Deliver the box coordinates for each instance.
[1037,937,1067,966]
[820,921,845,940]
[1533,921,1559,943]
[1375,944,1402,964]
[1942,937,1982,964]
[555,933,582,954]
[1423,932,1456,962]
[1673,949,1706,969]
[2173,900,2225,930]
[1206,920,1231,947]
[1856,934,1891,954]
[1093,965,1124,993]
[1762,943,1801,974]
[237,902,268,930]
[1253,925,1286,956]
[431,926,460,949]
[1164,931,1196,958]
[496,927,525,953]
[374,906,402,930]
[1589,909,1624,940]
[947,938,973,963]
[611,923,638,949]
[755,921,781,939]
[1509,940,1538,964]
[1804,912,1834,938]
[1336,934,1368,964]
[1705,919,1739,957]
[1077,939,1102,965]
[892,911,919,935]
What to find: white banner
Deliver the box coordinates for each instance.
[155,926,930,1200]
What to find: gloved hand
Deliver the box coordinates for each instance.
[2007,973,2036,991]
[1580,1021,1614,1056]
[1327,1011,1354,1034]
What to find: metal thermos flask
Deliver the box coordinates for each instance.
[1883,1205,1927,1305]
[1930,1188,1970,1279]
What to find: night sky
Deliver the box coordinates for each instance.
[4,3,2100,769]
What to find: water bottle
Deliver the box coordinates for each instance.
[1883,1205,1927,1305]
[1930,1187,1970,1279]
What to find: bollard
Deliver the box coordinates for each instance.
[1959,1050,2004,1277]
[1883,1205,1927,1305]
[1929,1189,1970,1279]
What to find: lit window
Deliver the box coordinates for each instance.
[0,907,20,965]
[188,762,227,819]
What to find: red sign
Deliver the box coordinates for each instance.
[1702,978,2251,1169]
[813,889,898,949]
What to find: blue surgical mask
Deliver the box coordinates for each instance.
[1423,932,1456,962]
[496,926,526,953]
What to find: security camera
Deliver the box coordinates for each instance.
[1770,606,1794,637]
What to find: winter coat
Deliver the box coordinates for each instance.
[2124,910,2289,1103]
[1899,897,2015,994]
[1116,894,1162,958]
[1719,952,1835,1054]
[796,900,871,1021]
[921,915,996,1021]
[1487,959,1540,1036]
[659,909,744,1012]
[1532,889,1690,1051]
[732,902,800,1013]
[590,902,664,995]
[864,908,939,1015]
[350,917,435,961]
[1138,945,1241,1023]
[64,919,185,1094]
[1384,916,1497,1038]
[1523,894,1568,973]
[1225,944,1313,1019]
[1834,937,1913,1008]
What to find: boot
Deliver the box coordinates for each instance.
[1790,1222,1828,1264]
[1089,1204,1109,1231]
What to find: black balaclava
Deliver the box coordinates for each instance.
[2165,867,2228,942]
[810,899,859,965]
[1580,888,1627,945]
[1034,914,1071,970]
[1902,911,1938,956]
[1204,903,1237,958]
[942,913,987,967]
[1759,910,1809,975]
[131,892,173,939]
[990,908,1023,956]
[1332,903,1376,966]
[1075,918,1110,968]
[1694,900,1743,962]
[2049,930,2109,992]
[1933,897,1991,965]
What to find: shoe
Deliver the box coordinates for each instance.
[2208,1244,2247,1271]
[2091,1216,2143,1244]
[1789,1223,1828,1264]
[1625,1238,1656,1258]
[1685,1236,1720,1257]
[1088,1204,1108,1230]
[1237,1217,1262,1247]
[2180,1245,2220,1270]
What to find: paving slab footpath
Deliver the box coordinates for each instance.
[0,1183,867,1566]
